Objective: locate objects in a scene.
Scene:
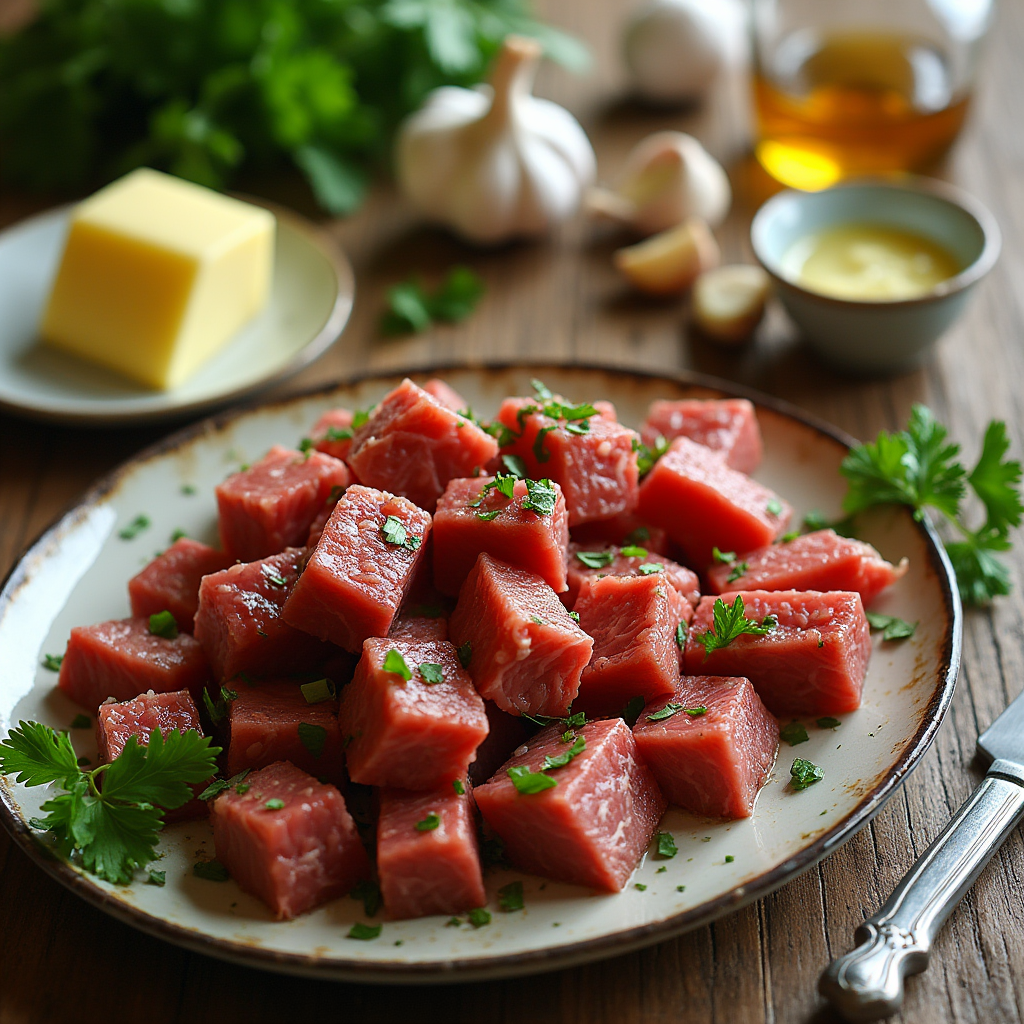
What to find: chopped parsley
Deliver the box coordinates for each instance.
[790,758,825,790]
[541,735,585,770]
[779,531,800,543]
[180,485,197,496]
[620,545,648,558]
[622,695,645,726]
[198,769,250,802]
[352,409,371,429]
[657,832,678,858]
[300,678,336,704]
[298,437,314,455]
[636,435,669,476]
[498,881,525,912]
[69,714,91,730]
[780,721,809,746]
[265,572,288,588]
[817,717,842,730]
[297,722,327,759]
[635,883,647,891]
[41,653,63,672]
[147,610,178,640]
[766,499,783,516]
[533,425,556,463]
[383,649,412,680]
[415,812,441,831]
[522,478,557,515]
[325,426,353,441]
[457,642,472,668]
[193,859,230,882]
[695,596,777,659]
[724,855,735,863]
[351,880,382,917]
[265,798,285,810]
[507,765,558,794]
[576,549,615,569]
[865,612,917,641]
[347,922,382,940]
[468,907,491,928]
[675,622,686,650]
[147,870,166,886]
[452,779,465,795]
[638,562,663,576]
[170,528,188,542]
[712,547,736,564]
[381,266,485,335]
[502,454,527,478]
[624,526,651,545]
[380,515,421,552]
[418,662,444,685]
[202,686,237,726]
[118,514,151,540]
[647,703,683,722]
[569,611,580,623]
[726,561,749,583]
[476,510,501,521]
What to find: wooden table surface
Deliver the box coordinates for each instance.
[2,1,1024,1022]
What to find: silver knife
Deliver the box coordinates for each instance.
[819,688,1024,1021]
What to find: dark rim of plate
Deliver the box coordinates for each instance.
[0,361,962,984]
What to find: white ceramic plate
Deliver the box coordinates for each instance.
[0,202,354,426]
[0,364,960,982]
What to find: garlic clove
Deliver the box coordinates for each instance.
[613,217,721,295]
[586,131,731,236]
[691,265,770,343]
[395,36,596,245]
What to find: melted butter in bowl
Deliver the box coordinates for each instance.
[781,224,961,301]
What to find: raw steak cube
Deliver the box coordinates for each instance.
[422,378,468,412]
[311,408,355,462]
[633,676,779,819]
[193,549,329,682]
[377,781,485,920]
[211,761,370,920]
[637,437,791,568]
[569,514,669,555]
[474,719,665,891]
[216,444,351,561]
[128,538,233,633]
[96,688,209,822]
[281,485,431,652]
[58,617,209,711]
[573,574,693,717]
[707,529,909,605]
[642,398,763,473]
[389,615,449,642]
[468,703,531,787]
[339,638,488,790]
[432,476,569,596]
[565,543,701,609]
[449,554,593,717]
[226,680,346,782]
[685,590,870,715]
[347,379,498,511]
[496,396,640,525]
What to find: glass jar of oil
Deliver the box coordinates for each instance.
[752,0,994,190]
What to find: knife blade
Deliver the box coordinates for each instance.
[819,687,1024,1022]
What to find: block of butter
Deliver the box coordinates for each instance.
[41,168,275,390]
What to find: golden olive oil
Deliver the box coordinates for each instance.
[754,32,970,190]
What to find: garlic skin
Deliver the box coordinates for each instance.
[395,37,596,245]
[623,0,747,104]
[587,131,731,236]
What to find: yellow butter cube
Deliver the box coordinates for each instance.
[41,168,275,390]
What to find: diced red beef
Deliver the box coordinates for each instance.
[633,676,779,819]
[58,617,209,711]
[642,398,763,473]
[707,529,909,605]
[432,476,569,596]
[193,549,329,682]
[685,590,870,715]
[569,514,669,555]
[311,408,355,462]
[216,445,351,562]
[573,574,692,717]
[377,781,485,920]
[637,437,791,568]
[128,538,232,633]
[474,720,665,891]
[281,485,431,652]
[226,680,346,783]
[339,638,488,790]
[346,379,498,511]
[96,688,209,822]
[564,542,701,609]
[468,703,532,787]
[389,615,448,642]
[211,761,369,920]
[449,554,593,717]
[496,397,640,525]
[421,378,468,412]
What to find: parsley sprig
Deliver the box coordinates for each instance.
[382,266,485,335]
[0,721,220,884]
[696,596,777,659]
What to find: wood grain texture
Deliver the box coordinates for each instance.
[1,0,1023,1020]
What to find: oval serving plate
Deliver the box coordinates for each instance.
[0,364,960,983]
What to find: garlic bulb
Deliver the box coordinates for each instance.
[623,0,747,104]
[395,36,596,245]
[586,131,731,235]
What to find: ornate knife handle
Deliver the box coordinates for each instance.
[819,760,1024,1022]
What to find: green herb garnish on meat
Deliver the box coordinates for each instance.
[675,623,686,650]
[865,612,917,641]
[457,642,472,668]
[300,678,336,704]
[383,649,412,681]
[380,516,421,552]
[415,812,441,831]
[576,549,615,569]
[297,722,327,759]
[638,563,663,576]
[522,478,557,516]
[148,610,178,640]
[507,765,557,794]
[418,663,444,685]
[766,499,783,516]
[622,696,645,726]
[452,779,465,795]
[265,798,285,810]
[41,653,63,672]
[726,561,748,583]
[498,881,525,912]
[696,596,777,659]
[502,455,527,479]
[541,735,585,771]
[620,545,648,558]
[790,758,825,791]
[657,832,678,858]
[780,721,809,746]
[635,435,669,477]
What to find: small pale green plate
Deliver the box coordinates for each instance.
[0,202,354,426]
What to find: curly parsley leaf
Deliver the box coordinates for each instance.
[696,596,777,658]
[380,515,421,552]
[576,549,615,569]
[507,765,558,794]
[522,478,557,516]
[790,758,824,791]
[0,720,81,788]
[865,612,917,641]
[381,267,485,334]
[635,435,669,477]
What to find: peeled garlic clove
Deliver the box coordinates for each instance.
[623,0,748,104]
[586,131,731,236]
[614,218,721,296]
[395,36,596,245]
[692,265,770,343]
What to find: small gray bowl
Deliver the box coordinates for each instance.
[750,179,1000,374]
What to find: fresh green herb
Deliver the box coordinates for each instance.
[476,510,502,521]
[452,779,465,795]
[647,703,684,722]
[712,547,736,564]
[780,721,809,746]
[865,612,917,641]
[636,435,669,477]
[351,880,382,917]
[118,515,150,540]
[300,678,336,704]
[457,642,472,668]
[675,622,687,650]
[532,425,557,463]
[470,471,517,509]
[840,407,1022,605]
[352,409,371,430]
[347,922,382,941]
[620,545,648,558]
[622,696,645,727]
[569,611,580,623]
[498,881,525,912]
[147,869,166,886]
[383,649,412,681]
[638,562,663,576]
[677,885,686,892]
[297,722,327,759]
[790,758,825,791]
[684,706,707,717]
[468,908,491,929]
[521,477,557,516]
[193,859,230,882]
[298,437,314,456]
[817,717,842,730]
[445,916,462,927]
[657,832,678,858]
[265,573,289,588]
[415,812,441,832]
[199,769,250,802]
[380,515,421,552]
[76,756,91,767]
[202,686,237,726]
[563,712,586,730]
[531,379,554,401]
[42,653,63,672]
[635,883,647,891]
[147,610,179,640]
[325,426,353,442]
[780,531,800,543]
[576,549,615,569]
[624,526,651,545]
[69,714,91,730]
[696,596,777,658]
[726,561,749,583]
[265,798,285,810]
[725,855,735,863]
[180,485,196,496]
[529,615,546,626]
[418,662,444,685]
[382,267,486,334]
[541,735,585,771]
[507,765,557,794]
[766,499,783,517]
[170,528,188,543]
[480,834,509,870]
[502,454,527,479]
